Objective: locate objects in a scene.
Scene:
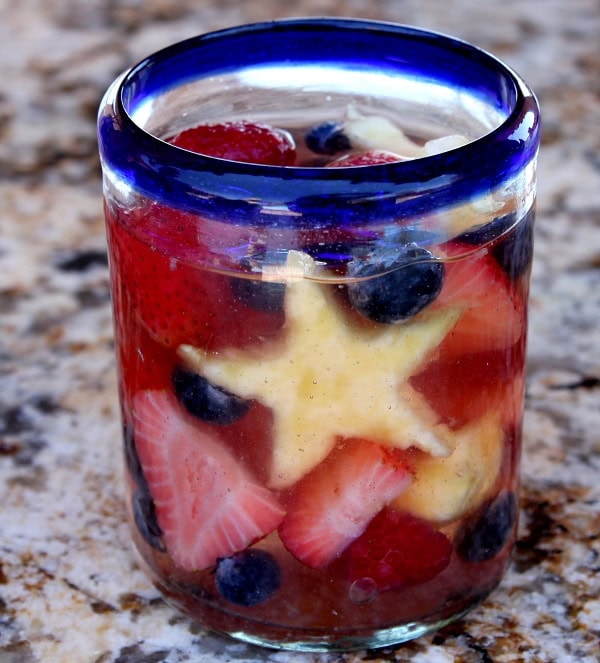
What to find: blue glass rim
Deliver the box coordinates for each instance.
[98,17,540,227]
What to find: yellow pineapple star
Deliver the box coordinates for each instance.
[179,252,460,489]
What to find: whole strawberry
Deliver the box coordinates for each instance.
[169,120,296,165]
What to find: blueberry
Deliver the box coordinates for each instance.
[123,422,144,486]
[215,549,281,606]
[492,210,534,281]
[347,244,445,324]
[456,490,518,562]
[457,212,516,246]
[173,367,251,425]
[230,252,287,313]
[132,487,165,552]
[458,209,534,282]
[305,121,352,156]
[124,424,165,552]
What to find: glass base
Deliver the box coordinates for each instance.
[158,589,477,653]
[220,611,472,652]
[135,546,495,653]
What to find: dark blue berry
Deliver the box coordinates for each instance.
[347,244,445,323]
[123,422,144,486]
[457,212,516,246]
[215,549,281,606]
[492,210,534,281]
[173,368,251,425]
[458,209,534,282]
[456,491,518,562]
[230,252,287,313]
[305,121,352,155]
[124,424,165,552]
[132,487,165,552]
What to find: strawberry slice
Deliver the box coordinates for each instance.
[133,389,285,572]
[431,243,525,357]
[169,120,297,166]
[410,243,527,428]
[410,343,525,429]
[107,213,285,350]
[327,150,403,167]
[278,439,412,568]
[345,508,452,591]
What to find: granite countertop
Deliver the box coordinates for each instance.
[1,1,599,661]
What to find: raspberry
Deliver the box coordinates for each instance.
[346,508,452,591]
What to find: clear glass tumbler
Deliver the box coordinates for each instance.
[98,18,540,652]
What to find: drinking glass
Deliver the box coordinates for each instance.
[98,18,540,652]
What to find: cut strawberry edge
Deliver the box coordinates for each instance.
[107,210,286,352]
[431,242,525,356]
[133,389,285,571]
[410,341,526,429]
[278,439,413,569]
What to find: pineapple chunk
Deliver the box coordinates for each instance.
[344,106,426,159]
[392,412,505,523]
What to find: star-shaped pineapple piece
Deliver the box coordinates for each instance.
[179,252,460,488]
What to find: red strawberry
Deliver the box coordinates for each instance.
[133,389,285,571]
[169,120,297,166]
[327,150,403,167]
[410,243,527,428]
[107,212,285,350]
[431,243,525,357]
[410,343,525,429]
[278,439,412,568]
[118,320,176,405]
[345,508,452,591]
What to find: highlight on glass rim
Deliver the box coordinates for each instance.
[98,17,540,652]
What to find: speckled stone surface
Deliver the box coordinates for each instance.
[1,1,599,661]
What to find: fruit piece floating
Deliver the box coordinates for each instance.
[133,390,285,571]
[346,509,453,592]
[430,242,525,356]
[346,244,445,323]
[327,150,404,167]
[344,106,425,159]
[124,423,166,551]
[215,549,281,606]
[305,120,352,156]
[132,487,166,552]
[169,120,297,166]
[278,439,413,567]
[342,105,469,160]
[172,367,251,425]
[391,411,504,523]
[455,490,518,562]
[179,251,459,488]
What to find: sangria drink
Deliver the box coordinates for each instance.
[98,19,540,651]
